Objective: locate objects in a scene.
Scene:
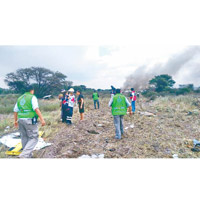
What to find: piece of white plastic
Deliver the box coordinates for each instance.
[0,132,51,150]
[78,154,104,159]
[172,154,178,159]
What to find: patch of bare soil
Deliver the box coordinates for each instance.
[38,97,200,158]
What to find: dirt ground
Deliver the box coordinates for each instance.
[37,96,200,158]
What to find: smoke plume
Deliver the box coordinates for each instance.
[123,46,200,90]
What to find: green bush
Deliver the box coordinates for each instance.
[175,88,191,95]
[142,90,158,99]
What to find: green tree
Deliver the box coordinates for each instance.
[5,67,71,98]
[149,74,176,92]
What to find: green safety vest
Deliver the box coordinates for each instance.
[93,92,99,100]
[112,94,127,116]
[17,92,37,119]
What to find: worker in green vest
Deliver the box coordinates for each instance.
[109,89,132,139]
[13,85,45,158]
[92,90,100,109]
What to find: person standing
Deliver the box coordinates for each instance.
[76,90,84,121]
[61,90,69,123]
[109,89,132,140]
[111,85,116,98]
[66,88,76,125]
[92,90,100,109]
[13,86,45,158]
[130,88,137,113]
[59,90,65,121]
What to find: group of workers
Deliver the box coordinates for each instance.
[13,86,137,158]
[60,88,78,125]
[59,88,100,124]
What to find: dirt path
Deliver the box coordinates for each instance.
[38,97,200,158]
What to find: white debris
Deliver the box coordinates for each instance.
[139,111,155,116]
[91,154,98,158]
[4,126,11,132]
[130,124,134,128]
[13,132,20,137]
[43,95,52,99]
[0,132,51,151]
[97,124,103,127]
[98,154,104,159]
[0,132,21,147]
[78,154,104,159]
[78,155,92,159]
[172,154,179,159]
[34,138,51,150]
[125,127,129,130]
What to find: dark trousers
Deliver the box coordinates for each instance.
[94,100,100,109]
[62,107,67,122]
[66,107,73,124]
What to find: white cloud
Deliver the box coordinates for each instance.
[0,76,7,88]
[82,45,188,89]
[0,45,197,90]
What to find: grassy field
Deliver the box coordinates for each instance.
[0,94,60,134]
[1,94,200,158]
[0,94,61,158]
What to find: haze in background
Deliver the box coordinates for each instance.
[123,46,200,90]
[0,45,199,90]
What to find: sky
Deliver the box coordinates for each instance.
[0,45,199,89]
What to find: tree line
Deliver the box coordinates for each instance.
[2,67,199,99]
[3,67,107,98]
[142,74,200,100]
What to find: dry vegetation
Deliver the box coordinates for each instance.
[1,95,200,158]
[38,95,200,158]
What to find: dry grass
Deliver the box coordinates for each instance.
[1,95,200,158]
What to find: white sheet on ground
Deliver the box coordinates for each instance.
[0,132,51,150]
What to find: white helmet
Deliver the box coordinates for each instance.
[68,88,74,93]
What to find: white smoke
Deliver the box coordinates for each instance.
[123,46,200,90]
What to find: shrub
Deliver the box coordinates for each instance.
[142,90,158,99]
[176,88,191,95]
